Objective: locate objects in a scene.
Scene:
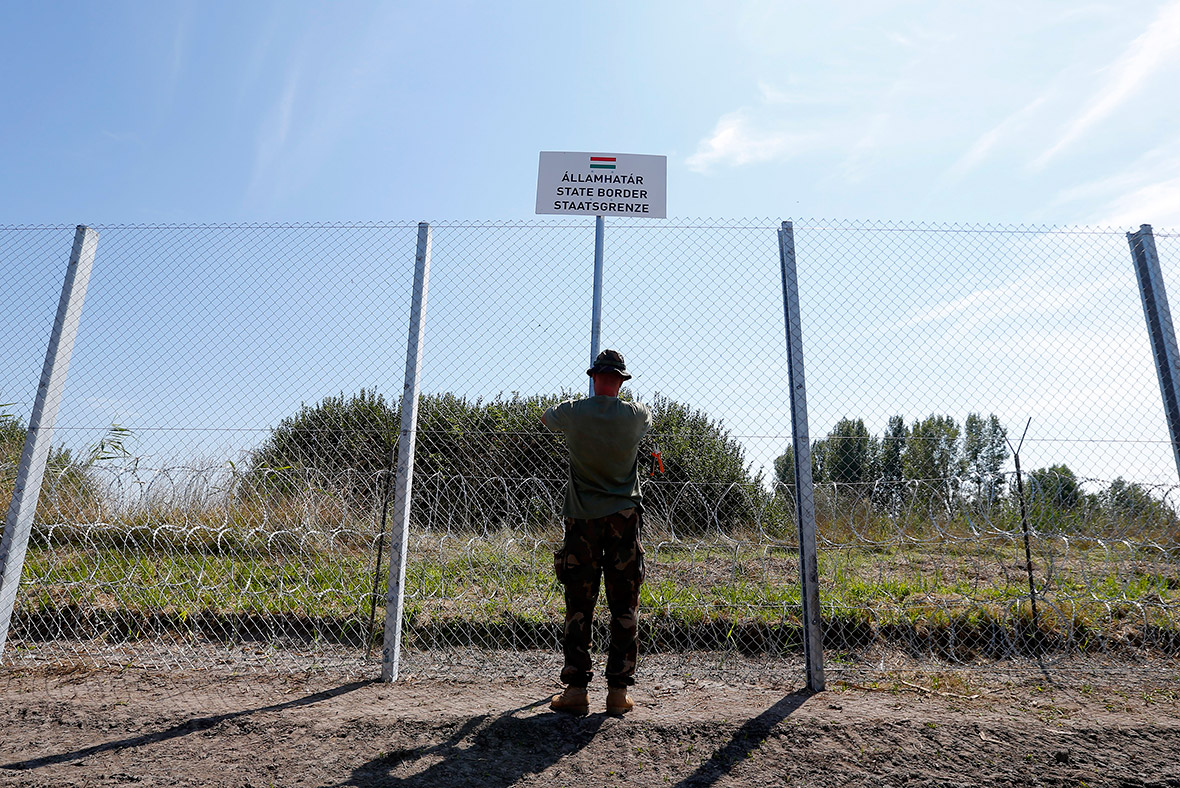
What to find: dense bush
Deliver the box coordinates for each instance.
[248,388,400,504]
[249,389,766,533]
[643,394,769,535]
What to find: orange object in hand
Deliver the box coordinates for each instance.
[649,443,664,476]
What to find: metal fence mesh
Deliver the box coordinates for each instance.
[792,221,1179,674]
[2,219,1178,687]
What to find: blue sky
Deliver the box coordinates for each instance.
[4,2,1180,486]
[4,1,1180,226]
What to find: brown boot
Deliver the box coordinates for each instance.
[606,687,634,715]
[550,686,589,715]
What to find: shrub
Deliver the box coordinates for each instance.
[249,389,767,534]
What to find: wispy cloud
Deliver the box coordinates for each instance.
[1054,144,1180,227]
[686,111,818,173]
[170,12,188,87]
[242,3,405,212]
[247,69,300,203]
[101,129,142,144]
[840,112,889,183]
[944,95,1047,181]
[892,273,1123,333]
[236,6,283,109]
[152,2,193,119]
[1095,175,1180,228]
[756,81,842,107]
[1032,1,1180,169]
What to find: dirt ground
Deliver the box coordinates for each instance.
[1,663,1179,788]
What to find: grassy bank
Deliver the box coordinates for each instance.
[12,527,1180,661]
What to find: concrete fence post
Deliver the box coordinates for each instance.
[1128,224,1180,482]
[381,222,433,682]
[778,221,825,692]
[0,225,99,660]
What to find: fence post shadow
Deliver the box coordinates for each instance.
[671,688,815,788]
[1,679,373,771]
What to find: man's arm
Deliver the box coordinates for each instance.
[541,401,569,431]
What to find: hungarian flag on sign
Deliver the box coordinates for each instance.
[589,156,617,170]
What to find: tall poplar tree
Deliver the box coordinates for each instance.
[962,413,1008,506]
[873,415,907,513]
[903,414,961,514]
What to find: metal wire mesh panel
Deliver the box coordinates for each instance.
[1,227,79,419]
[3,223,419,676]
[402,219,803,683]
[3,219,1178,688]
[790,220,1180,675]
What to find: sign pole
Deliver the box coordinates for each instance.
[589,215,605,396]
[534,151,665,392]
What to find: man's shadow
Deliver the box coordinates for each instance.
[339,698,606,788]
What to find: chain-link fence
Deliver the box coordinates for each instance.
[2,219,1178,687]
[794,221,1179,677]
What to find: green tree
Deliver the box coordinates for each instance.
[2,406,75,471]
[826,418,873,491]
[645,394,766,535]
[903,414,961,514]
[1,406,25,466]
[249,388,400,504]
[2,404,112,520]
[774,439,830,488]
[872,415,907,513]
[1024,464,1081,511]
[962,413,1008,506]
[773,446,793,489]
[810,437,830,485]
[1102,477,1177,527]
[772,437,830,517]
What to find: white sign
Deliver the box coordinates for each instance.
[536,151,667,218]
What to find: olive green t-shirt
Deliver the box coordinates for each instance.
[543,396,653,519]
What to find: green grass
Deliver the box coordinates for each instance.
[13,525,1180,658]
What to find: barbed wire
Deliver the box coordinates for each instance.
[3,218,1179,685]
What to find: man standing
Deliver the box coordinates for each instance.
[541,349,652,715]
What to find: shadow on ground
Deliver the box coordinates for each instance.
[671,689,812,787]
[339,696,606,787]
[1,680,372,771]
[337,689,814,788]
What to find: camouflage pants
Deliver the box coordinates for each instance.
[553,508,645,689]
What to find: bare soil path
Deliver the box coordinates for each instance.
[1,668,1179,787]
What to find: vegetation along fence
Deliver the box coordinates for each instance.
[1,219,1178,684]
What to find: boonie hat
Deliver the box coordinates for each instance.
[586,349,632,380]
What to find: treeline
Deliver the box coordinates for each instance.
[774,414,1175,525]
[249,389,767,534]
[6,396,1173,535]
